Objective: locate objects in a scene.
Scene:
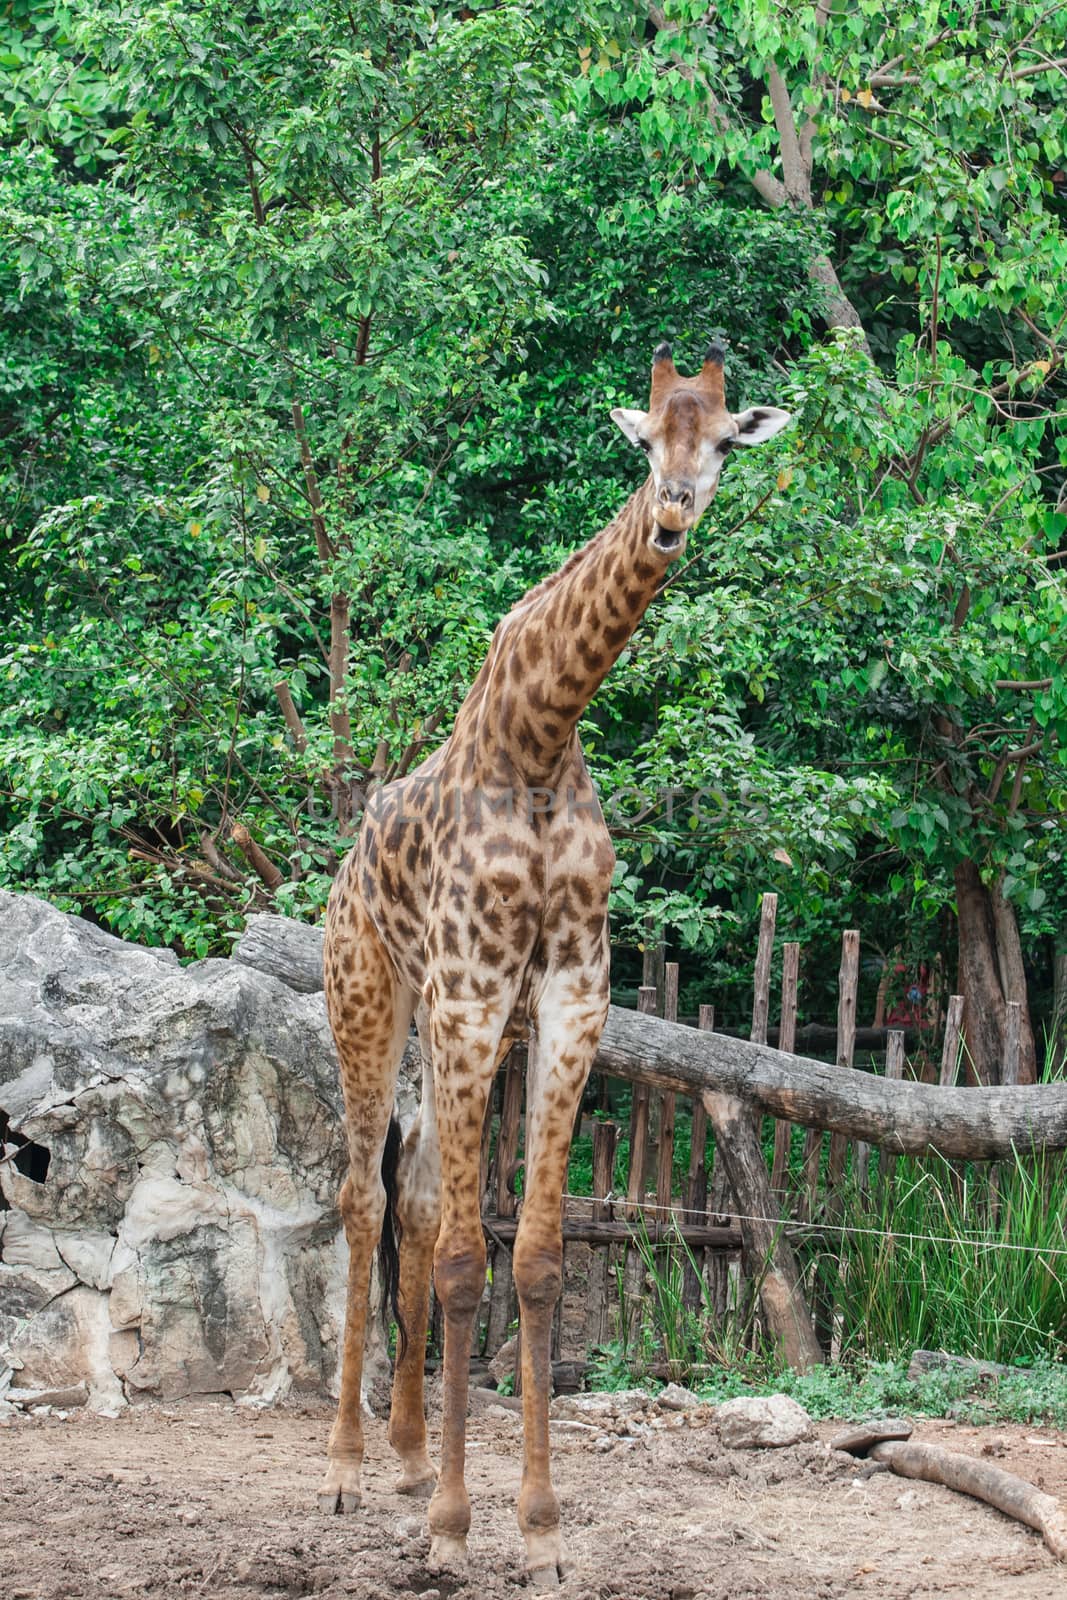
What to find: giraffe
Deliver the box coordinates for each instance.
[317,342,790,1585]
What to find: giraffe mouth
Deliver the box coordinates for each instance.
[651,520,688,556]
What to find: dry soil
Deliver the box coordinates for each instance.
[2,1398,1066,1599]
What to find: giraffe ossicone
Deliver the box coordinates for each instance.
[317,345,790,1584]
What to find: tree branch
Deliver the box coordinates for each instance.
[767,62,811,203]
[291,401,335,566]
[274,681,309,752]
[230,823,285,891]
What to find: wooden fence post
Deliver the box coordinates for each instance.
[770,942,800,1192]
[812,929,859,1354]
[828,930,861,1189]
[621,985,657,1349]
[626,987,657,1217]
[642,919,665,1010]
[990,1000,1023,1219]
[940,994,965,1087]
[938,993,966,1199]
[681,1003,714,1312]
[746,894,778,1324]
[585,1120,619,1353]
[655,963,680,1215]
[686,1005,713,1220]
[877,1030,907,1186]
[751,894,778,1047]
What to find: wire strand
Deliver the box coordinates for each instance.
[555,1190,1067,1259]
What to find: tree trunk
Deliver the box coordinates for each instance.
[807,254,872,351]
[954,860,1037,1085]
[1053,937,1067,1077]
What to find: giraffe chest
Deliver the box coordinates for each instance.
[341,733,616,1020]
[358,780,614,1016]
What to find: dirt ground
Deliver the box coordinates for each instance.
[2,1397,1065,1600]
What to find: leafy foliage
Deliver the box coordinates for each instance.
[1,2,1065,1057]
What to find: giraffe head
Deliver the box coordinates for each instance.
[610,343,791,556]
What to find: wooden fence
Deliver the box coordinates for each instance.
[467,892,1043,1377]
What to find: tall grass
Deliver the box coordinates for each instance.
[608,1216,767,1381]
[596,1149,1065,1384]
[804,1150,1067,1365]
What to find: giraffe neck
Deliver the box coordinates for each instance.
[461,478,665,785]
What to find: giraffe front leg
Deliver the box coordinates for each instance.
[513,1213,566,1587]
[318,1173,384,1514]
[423,1005,504,1572]
[516,972,608,1586]
[317,885,415,1515]
[426,1226,486,1570]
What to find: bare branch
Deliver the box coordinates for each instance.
[274,680,309,752]
[199,831,243,883]
[230,823,285,892]
[291,400,335,566]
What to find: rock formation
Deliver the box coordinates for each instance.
[0,892,397,1414]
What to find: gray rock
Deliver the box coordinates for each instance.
[654,1382,704,1412]
[715,1394,813,1449]
[0,892,405,1412]
[487,1334,518,1387]
[550,1388,652,1423]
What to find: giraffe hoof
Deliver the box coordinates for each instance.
[317,1462,363,1515]
[395,1469,436,1499]
[427,1534,469,1572]
[527,1564,563,1590]
[525,1532,567,1588]
[318,1488,362,1515]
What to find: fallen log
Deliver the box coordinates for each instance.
[832,1424,1067,1562]
[596,1007,1067,1159]
[232,914,325,993]
[233,915,1067,1159]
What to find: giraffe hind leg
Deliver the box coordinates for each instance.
[318,889,415,1514]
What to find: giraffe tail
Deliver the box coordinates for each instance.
[379,1113,408,1360]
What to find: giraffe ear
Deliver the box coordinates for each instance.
[610,407,650,448]
[732,406,791,444]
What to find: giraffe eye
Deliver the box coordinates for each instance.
[719,438,735,454]
[637,437,652,453]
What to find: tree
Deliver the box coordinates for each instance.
[579,1,1067,1075]
[2,2,584,946]
[589,2,1067,357]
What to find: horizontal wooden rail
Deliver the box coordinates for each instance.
[484,1217,742,1249]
